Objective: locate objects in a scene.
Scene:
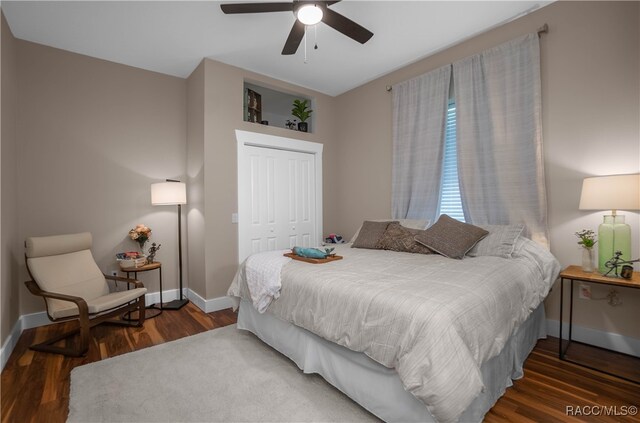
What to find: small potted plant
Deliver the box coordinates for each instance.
[575,229,597,272]
[291,99,312,132]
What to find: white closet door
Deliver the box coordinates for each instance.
[239,145,316,262]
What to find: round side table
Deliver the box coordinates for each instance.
[120,261,163,319]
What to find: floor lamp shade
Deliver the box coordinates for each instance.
[579,174,640,273]
[151,181,186,205]
[151,180,188,309]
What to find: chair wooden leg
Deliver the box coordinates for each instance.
[29,298,146,357]
[138,296,146,327]
[77,313,90,356]
[29,326,86,357]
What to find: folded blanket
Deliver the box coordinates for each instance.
[245,250,291,313]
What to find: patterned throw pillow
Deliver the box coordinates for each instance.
[352,221,397,249]
[414,214,488,259]
[376,222,433,254]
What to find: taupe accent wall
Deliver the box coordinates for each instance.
[332,1,640,338]
[14,40,188,316]
[1,12,20,345]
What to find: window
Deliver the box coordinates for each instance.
[438,101,465,222]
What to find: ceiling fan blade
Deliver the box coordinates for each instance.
[322,8,373,44]
[282,20,305,55]
[220,2,293,14]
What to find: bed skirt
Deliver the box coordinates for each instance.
[237,299,546,422]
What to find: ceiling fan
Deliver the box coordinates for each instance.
[220,1,374,55]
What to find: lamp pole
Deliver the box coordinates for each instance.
[155,179,188,310]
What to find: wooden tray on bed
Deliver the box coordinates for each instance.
[284,253,343,264]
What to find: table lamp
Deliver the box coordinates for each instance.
[578,174,640,273]
[151,179,188,309]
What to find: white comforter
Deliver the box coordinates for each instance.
[228,237,560,422]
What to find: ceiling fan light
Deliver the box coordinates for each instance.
[297,4,323,25]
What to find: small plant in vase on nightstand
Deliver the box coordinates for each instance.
[291,99,312,132]
[575,229,597,272]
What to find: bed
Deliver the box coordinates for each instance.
[228,232,560,423]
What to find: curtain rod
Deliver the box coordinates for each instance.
[537,23,549,36]
[386,23,549,92]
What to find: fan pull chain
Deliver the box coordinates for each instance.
[304,26,308,64]
[314,24,318,50]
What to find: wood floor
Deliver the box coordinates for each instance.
[2,304,638,423]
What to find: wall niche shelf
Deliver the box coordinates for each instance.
[243,81,314,133]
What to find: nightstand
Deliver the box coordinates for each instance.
[559,265,640,383]
[120,261,163,319]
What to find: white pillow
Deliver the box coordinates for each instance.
[466,224,525,258]
[349,219,430,243]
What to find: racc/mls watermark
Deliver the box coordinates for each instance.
[566,405,637,417]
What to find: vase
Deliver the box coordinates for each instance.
[298,122,308,132]
[598,214,631,274]
[138,241,147,257]
[581,247,594,273]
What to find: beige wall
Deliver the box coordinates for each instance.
[187,58,339,300]
[186,61,206,298]
[15,41,187,315]
[333,1,640,338]
[1,12,20,345]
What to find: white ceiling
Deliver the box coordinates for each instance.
[2,1,551,96]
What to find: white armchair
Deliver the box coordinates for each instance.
[24,232,147,356]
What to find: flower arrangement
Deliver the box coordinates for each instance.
[129,224,152,251]
[575,229,597,249]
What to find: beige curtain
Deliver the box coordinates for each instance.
[391,64,451,222]
[453,34,549,247]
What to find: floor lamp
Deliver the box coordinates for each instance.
[151,179,189,310]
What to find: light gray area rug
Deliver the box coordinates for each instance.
[68,324,377,422]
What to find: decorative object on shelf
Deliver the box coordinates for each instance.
[128,224,152,254]
[285,119,297,130]
[260,120,269,125]
[575,229,596,272]
[151,179,188,310]
[147,242,161,264]
[291,99,312,132]
[603,250,640,278]
[579,174,640,273]
[246,88,262,123]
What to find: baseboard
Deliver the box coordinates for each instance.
[0,289,233,370]
[1,319,22,371]
[0,310,56,370]
[187,289,233,313]
[546,319,640,357]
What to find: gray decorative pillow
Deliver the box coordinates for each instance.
[376,222,432,255]
[349,219,430,243]
[352,221,397,249]
[466,224,525,258]
[414,214,488,259]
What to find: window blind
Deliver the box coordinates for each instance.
[439,102,465,222]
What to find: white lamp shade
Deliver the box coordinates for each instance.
[151,181,187,205]
[297,4,323,25]
[579,174,640,211]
